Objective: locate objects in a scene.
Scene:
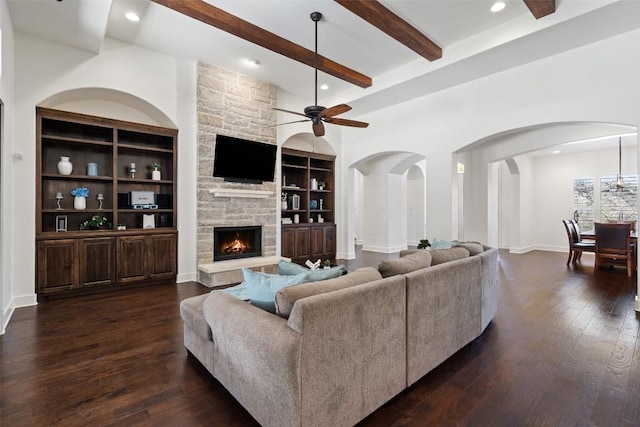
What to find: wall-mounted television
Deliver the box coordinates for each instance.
[213,134,277,183]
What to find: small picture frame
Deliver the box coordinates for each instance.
[56,215,67,232]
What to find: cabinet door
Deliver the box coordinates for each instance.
[295,227,311,259]
[147,233,177,279]
[117,236,147,283]
[310,227,324,261]
[79,237,115,287]
[37,239,78,294]
[281,228,296,259]
[323,224,336,259]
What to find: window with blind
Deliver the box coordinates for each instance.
[600,175,638,222]
[573,178,594,231]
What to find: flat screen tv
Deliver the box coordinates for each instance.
[213,134,277,183]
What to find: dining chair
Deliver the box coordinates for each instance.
[562,219,595,265]
[594,222,635,276]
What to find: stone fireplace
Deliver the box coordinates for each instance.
[214,226,262,262]
[196,62,279,287]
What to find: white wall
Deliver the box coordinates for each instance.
[9,34,198,312]
[529,145,638,252]
[0,1,15,334]
[340,29,640,248]
[406,165,425,246]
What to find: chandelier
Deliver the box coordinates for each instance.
[615,136,624,189]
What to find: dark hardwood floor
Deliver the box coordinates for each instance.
[2,250,639,426]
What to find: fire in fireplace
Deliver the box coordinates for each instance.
[214,226,262,261]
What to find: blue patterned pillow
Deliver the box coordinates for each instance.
[243,268,308,313]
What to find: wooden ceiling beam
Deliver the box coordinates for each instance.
[523,0,556,19]
[151,0,372,88]
[335,0,442,62]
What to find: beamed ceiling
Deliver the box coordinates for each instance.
[6,0,639,117]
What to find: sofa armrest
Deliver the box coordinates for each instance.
[203,293,302,427]
[287,276,407,427]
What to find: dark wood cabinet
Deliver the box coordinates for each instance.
[117,234,177,283]
[79,237,115,287]
[37,239,78,294]
[148,233,177,279]
[117,236,148,283]
[35,108,178,297]
[281,148,336,264]
[282,227,310,260]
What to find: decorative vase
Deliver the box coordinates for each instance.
[87,162,98,176]
[74,196,86,210]
[152,169,161,181]
[57,156,73,175]
[282,200,288,210]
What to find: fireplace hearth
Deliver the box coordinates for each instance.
[214,226,262,261]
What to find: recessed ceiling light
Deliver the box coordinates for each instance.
[552,150,560,154]
[246,58,261,67]
[491,2,506,12]
[125,12,140,22]
[320,84,329,90]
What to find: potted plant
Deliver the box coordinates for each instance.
[80,215,109,230]
[152,162,161,181]
[318,181,325,190]
[417,239,431,249]
[117,223,126,230]
[323,259,332,269]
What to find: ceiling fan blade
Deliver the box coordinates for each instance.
[274,107,307,118]
[274,119,311,127]
[320,104,352,118]
[325,117,369,128]
[312,121,325,137]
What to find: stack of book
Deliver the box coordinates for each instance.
[281,218,293,224]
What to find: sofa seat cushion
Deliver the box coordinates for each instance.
[180,293,212,340]
[278,260,347,282]
[243,268,309,313]
[378,250,432,278]
[430,247,470,265]
[275,267,383,318]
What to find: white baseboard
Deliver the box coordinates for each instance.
[2,294,38,334]
[362,244,405,254]
[509,245,536,254]
[1,306,13,335]
[336,251,355,260]
[177,272,197,283]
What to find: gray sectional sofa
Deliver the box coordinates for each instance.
[180,244,498,427]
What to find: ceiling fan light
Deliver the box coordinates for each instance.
[491,2,506,12]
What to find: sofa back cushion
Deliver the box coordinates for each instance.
[429,247,470,265]
[453,241,485,256]
[378,250,432,278]
[275,267,382,318]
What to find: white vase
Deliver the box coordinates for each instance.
[152,169,161,181]
[74,196,86,210]
[282,200,288,210]
[57,156,73,175]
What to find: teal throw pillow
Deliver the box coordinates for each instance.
[431,238,453,250]
[210,282,249,301]
[279,260,346,282]
[243,268,308,313]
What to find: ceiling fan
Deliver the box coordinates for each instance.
[275,12,369,137]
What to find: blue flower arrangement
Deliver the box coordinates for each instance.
[70,187,89,198]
